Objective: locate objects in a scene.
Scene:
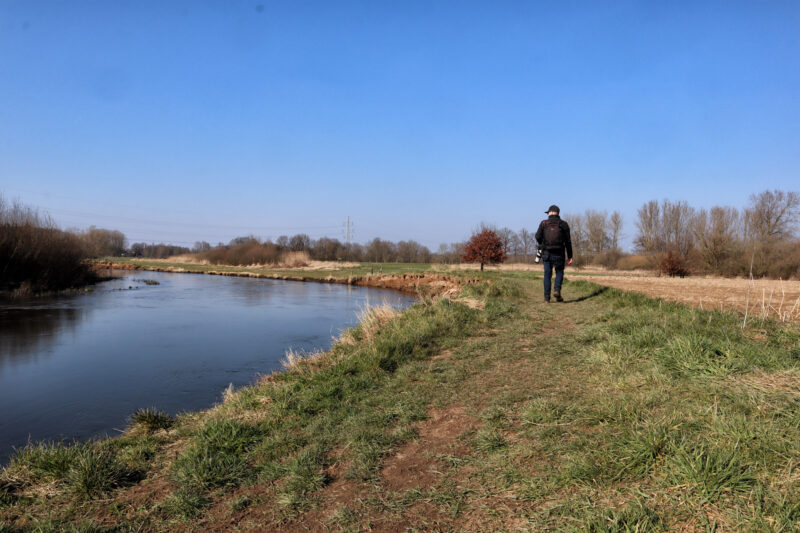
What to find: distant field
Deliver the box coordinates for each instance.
[573,274,800,323]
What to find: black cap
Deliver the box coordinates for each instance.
[546,205,560,214]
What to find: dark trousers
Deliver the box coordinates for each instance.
[543,254,565,300]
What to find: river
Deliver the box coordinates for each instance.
[0,270,415,464]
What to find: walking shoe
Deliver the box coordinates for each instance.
[544,298,550,303]
[554,291,563,302]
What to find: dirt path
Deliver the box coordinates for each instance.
[249,284,577,532]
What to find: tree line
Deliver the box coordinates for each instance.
[633,190,800,278]
[3,188,798,294]
[185,235,434,266]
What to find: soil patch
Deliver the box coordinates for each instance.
[381,405,476,493]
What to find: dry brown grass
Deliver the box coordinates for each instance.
[281,348,327,374]
[732,369,800,396]
[584,273,800,322]
[355,303,400,342]
[154,252,358,270]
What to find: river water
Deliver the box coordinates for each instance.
[0,271,415,464]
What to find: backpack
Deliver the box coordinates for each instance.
[543,219,563,249]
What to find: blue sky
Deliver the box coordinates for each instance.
[1,1,798,250]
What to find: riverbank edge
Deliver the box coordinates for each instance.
[1,267,504,530]
[0,269,113,300]
[91,260,484,296]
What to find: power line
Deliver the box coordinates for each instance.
[32,205,340,232]
[344,216,353,247]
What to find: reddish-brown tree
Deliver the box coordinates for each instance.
[461,229,506,271]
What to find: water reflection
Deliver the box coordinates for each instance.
[0,306,85,367]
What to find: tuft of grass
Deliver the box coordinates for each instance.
[328,505,359,530]
[474,428,507,453]
[67,447,133,499]
[521,398,575,426]
[666,442,756,502]
[227,494,253,512]
[129,407,174,433]
[5,441,82,484]
[572,501,664,532]
[158,489,210,520]
[355,303,400,343]
[276,446,329,513]
[173,419,261,490]
[0,479,16,507]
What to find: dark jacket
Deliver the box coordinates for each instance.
[535,215,573,260]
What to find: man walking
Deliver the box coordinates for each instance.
[535,205,573,302]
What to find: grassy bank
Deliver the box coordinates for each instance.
[2,265,800,531]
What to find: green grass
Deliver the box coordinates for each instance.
[3,265,800,531]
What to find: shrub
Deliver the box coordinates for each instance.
[0,195,95,293]
[616,254,653,271]
[594,249,623,269]
[658,250,689,277]
[201,239,282,266]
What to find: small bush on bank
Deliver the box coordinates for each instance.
[129,408,174,433]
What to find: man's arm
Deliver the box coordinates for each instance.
[562,222,573,263]
[535,221,544,245]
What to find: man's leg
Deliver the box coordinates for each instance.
[553,256,565,301]
[543,260,552,302]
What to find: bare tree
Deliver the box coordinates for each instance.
[364,238,395,263]
[496,227,516,257]
[584,210,610,254]
[395,240,431,263]
[288,233,311,251]
[562,213,587,258]
[635,200,661,253]
[518,228,535,262]
[744,190,800,242]
[79,226,127,257]
[192,241,211,253]
[610,211,623,250]
[692,206,741,272]
[661,200,694,257]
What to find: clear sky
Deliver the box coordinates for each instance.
[1,1,798,250]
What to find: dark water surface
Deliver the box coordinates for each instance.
[0,271,415,463]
